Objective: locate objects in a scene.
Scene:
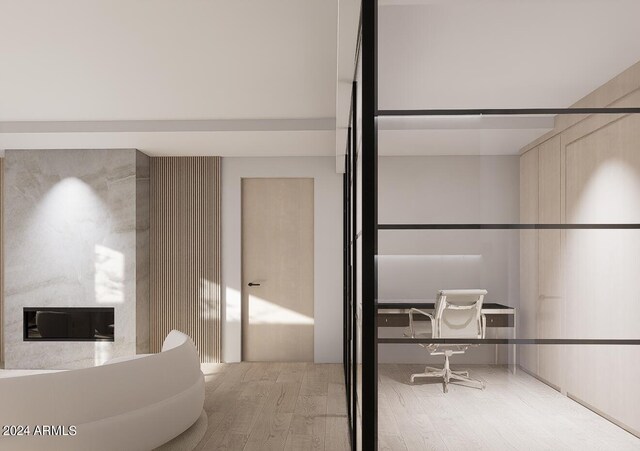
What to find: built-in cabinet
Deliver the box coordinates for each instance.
[520,111,640,436]
[563,112,640,436]
[520,135,564,390]
[537,135,564,390]
[519,147,538,375]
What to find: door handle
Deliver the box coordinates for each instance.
[248,282,261,287]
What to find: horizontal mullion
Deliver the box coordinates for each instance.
[378,224,640,230]
[377,108,640,117]
[379,338,640,345]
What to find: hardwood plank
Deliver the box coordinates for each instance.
[243,412,293,451]
[286,415,326,450]
[284,433,323,451]
[393,412,449,451]
[324,416,351,451]
[242,362,269,382]
[326,363,346,383]
[379,434,408,451]
[294,395,328,416]
[299,370,329,396]
[192,411,230,451]
[263,382,301,414]
[196,363,350,451]
[202,432,248,451]
[382,364,640,450]
[276,363,306,383]
[327,382,347,415]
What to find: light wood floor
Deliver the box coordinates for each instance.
[379,364,640,451]
[193,362,350,451]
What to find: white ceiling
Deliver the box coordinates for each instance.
[0,0,339,156]
[377,0,640,156]
[3,1,640,160]
[0,1,338,121]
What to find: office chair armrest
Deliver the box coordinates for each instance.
[408,308,434,338]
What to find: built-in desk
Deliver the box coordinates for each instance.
[378,301,517,372]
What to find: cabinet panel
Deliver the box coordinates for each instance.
[564,114,640,434]
[519,147,538,374]
[537,136,563,389]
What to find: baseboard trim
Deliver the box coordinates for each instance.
[517,365,639,439]
[567,392,640,439]
[516,365,561,392]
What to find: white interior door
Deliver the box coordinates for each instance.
[241,178,314,362]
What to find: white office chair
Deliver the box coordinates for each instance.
[405,289,487,393]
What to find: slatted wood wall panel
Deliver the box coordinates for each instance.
[150,157,221,362]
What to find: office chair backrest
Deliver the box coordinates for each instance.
[434,289,487,338]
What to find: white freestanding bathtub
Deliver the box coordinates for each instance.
[0,330,204,451]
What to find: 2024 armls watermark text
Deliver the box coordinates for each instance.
[2,425,77,436]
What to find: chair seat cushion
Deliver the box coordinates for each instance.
[403,323,432,338]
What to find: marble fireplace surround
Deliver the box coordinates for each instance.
[3,149,149,369]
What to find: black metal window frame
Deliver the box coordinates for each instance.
[343,117,355,449]
[343,77,360,451]
[361,1,377,449]
[350,80,359,451]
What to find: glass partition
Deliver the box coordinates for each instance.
[374,112,640,447]
[377,344,640,449]
[352,1,640,449]
[376,113,640,449]
[378,0,640,111]
[343,40,363,451]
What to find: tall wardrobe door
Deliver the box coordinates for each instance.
[564,114,640,434]
[519,147,538,374]
[538,135,563,390]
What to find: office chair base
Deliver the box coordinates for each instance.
[410,357,485,393]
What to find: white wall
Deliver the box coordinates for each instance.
[222,157,343,363]
[378,156,520,364]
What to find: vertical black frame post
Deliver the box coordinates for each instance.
[361,0,378,448]
[343,128,353,434]
[343,133,350,389]
[351,80,358,451]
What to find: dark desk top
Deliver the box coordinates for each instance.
[377,302,513,310]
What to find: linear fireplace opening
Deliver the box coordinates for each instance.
[23,307,115,341]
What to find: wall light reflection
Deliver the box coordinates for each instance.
[248,295,314,325]
[94,245,125,304]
